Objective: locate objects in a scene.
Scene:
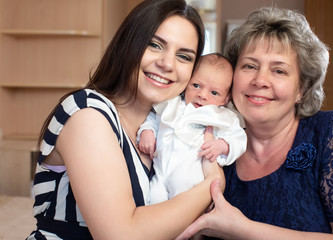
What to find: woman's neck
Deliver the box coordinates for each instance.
[237,116,299,180]
[116,101,153,169]
[116,103,151,136]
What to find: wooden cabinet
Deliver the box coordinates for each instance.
[0,0,130,196]
[0,139,36,196]
[0,0,109,139]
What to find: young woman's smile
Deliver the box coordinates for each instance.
[144,72,173,87]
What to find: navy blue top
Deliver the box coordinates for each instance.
[222,111,333,234]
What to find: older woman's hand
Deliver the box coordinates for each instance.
[175,178,249,240]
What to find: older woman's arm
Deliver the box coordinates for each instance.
[176,179,333,240]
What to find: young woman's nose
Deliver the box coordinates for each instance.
[156,52,175,72]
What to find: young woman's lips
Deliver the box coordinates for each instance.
[145,72,171,85]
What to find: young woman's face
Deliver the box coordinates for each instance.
[138,15,198,105]
[232,39,302,126]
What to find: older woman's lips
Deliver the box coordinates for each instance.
[247,95,271,104]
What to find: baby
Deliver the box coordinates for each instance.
[137,53,247,204]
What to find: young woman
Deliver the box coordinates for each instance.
[27,0,223,239]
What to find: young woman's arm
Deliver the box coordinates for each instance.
[57,108,223,240]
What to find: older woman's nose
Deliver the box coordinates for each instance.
[251,69,271,88]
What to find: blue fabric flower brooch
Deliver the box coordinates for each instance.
[285,143,316,170]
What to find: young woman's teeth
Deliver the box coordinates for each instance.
[147,73,169,84]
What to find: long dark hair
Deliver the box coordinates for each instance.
[37,0,205,147]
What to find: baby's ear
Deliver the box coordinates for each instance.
[221,94,231,106]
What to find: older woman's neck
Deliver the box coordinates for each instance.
[245,113,299,139]
[244,117,299,159]
[237,118,299,180]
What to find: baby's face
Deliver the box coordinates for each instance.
[184,65,232,108]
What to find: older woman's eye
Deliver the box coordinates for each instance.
[275,69,286,75]
[244,64,256,70]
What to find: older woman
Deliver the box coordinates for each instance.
[176,6,332,240]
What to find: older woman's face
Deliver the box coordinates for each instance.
[232,39,302,126]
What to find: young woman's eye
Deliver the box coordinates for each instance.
[148,41,162,50]
[177,54,193,62]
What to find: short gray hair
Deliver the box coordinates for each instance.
[224,7,330,118]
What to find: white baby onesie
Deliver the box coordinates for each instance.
[137,96,246,204]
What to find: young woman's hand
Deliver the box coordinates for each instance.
[201,126,225,189]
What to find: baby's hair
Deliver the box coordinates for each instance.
[197,52,231,72]
[197,53,233,95]
[180,52,233,99]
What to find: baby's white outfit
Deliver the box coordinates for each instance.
[137,96,247,204]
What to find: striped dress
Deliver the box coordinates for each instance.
[27,89,152,240]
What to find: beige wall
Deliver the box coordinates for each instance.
[219,0,304,48]
[123,1,305,51]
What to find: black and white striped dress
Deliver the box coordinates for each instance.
[27,89,152,240]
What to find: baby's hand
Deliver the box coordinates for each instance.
[138,130,156,159]
[199,138,229,162]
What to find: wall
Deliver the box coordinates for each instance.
[220,0,304,48]
[103,1,127,48]
[305,0,333,110]
[123,0,305,51]
[103,0,143,48]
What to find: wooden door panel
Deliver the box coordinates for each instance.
[305,0,333,110]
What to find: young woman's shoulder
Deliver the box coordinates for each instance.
[58,89,119,123]
[40,89,121,163]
